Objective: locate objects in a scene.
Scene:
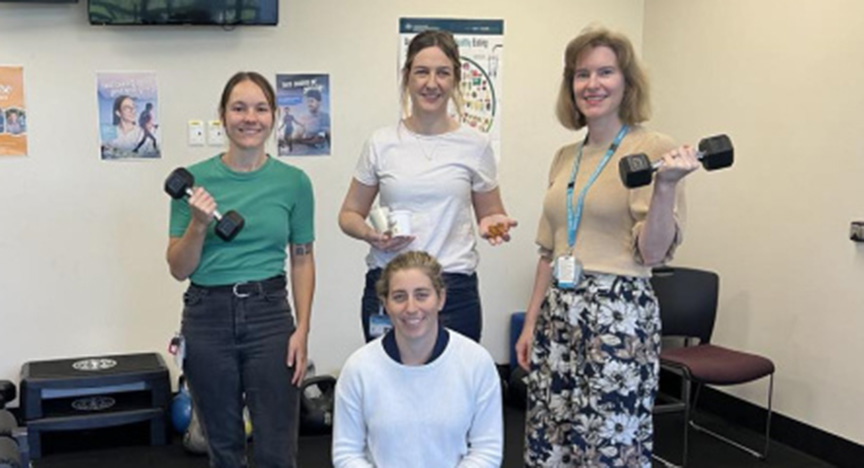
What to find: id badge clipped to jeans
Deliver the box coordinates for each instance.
[368,312,393,339]
[168,332,186,372]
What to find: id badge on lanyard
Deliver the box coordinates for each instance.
[553,125,628,289]
[554,255,583,289]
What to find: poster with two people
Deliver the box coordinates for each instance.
[97,72,160,160]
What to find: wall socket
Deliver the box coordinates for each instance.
[188,120,205,146]
[207,120,225,146]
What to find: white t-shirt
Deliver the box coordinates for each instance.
[332,330,503,468]
[110,125,145,151]
[353,123,498,274]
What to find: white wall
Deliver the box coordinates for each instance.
[644,0,864,445]
[0,0,644,393]
[4,0,861,453]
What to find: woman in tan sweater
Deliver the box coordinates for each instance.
[515,27,700,467]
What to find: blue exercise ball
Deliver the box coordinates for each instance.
[171,389,192,433]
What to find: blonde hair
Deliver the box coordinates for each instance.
[400,30,465,119]
[376,251,446,299]
[555,27,651,130]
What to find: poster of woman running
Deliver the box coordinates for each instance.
[97,72,161,160]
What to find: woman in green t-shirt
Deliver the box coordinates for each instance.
[167,71,316,468]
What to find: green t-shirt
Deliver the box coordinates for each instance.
[169,155,315,286]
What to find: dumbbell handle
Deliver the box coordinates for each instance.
[649,149,708,170]
[184,187,225,221]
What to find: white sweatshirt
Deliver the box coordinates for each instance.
[332,331,503,468]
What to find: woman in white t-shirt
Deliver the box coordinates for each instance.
[338,30,516,343]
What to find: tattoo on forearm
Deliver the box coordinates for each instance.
[293,243,313,256]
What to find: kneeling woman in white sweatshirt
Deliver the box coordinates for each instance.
[332,250,503,468]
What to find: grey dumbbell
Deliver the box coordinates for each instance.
[618,134,734,188]
[0,410,21,468]
[164,168,245,241]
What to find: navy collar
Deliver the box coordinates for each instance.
[382,326,449,365]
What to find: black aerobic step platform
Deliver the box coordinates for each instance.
[19,352,170,459]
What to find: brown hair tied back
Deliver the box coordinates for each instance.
[376,250,446,300]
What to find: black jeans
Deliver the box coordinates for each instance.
[182,277,299,468]
[361,268,482,343]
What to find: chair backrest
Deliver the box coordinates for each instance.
[650,266,719,345]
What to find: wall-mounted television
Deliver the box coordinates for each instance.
[88,0,278,26]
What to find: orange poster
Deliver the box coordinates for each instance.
[0,66,27,157]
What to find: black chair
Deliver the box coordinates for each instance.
[651,267,775,467]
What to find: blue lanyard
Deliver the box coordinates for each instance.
[566,125,629,248]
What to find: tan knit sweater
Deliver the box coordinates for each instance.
[535,126,685,278]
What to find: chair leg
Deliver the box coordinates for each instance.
[762,374,774,458]
[689,374,774,460]
[651,454,681,468]
[652,370,689,468]
[652,373,691,468]
[682,376,691,467]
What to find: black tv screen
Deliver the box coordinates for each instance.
[89,0,278,26]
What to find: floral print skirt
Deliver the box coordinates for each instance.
[525,274,660,468]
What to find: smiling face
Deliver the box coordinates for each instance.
[116,97,137,126]
[221,79,274,151]
[306,96,320,114]
[572,45,626,127]
[383,267,446,343]
[406,45,457,118]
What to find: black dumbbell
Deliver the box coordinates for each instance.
[300,375,337,435]
[164,168,245,241]
[618,134,734,188]
[0,381,14,410]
